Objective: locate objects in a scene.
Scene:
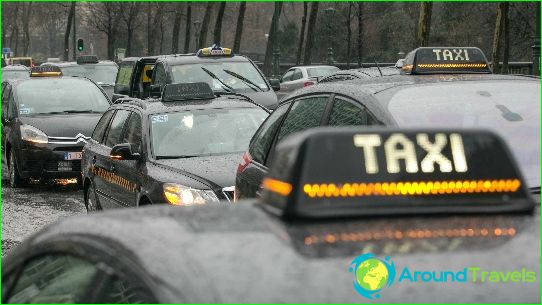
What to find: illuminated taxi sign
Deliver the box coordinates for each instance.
[196,44,233,57]
[260,128,533,218]
[402,47,491,74]
[162,82,215,102]
[76,55,99,65]
[30,66,62,77]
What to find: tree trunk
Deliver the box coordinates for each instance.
[357,2,362,67]
[8,4,19,50]
[491,2,506,74]
[416,2,432,47]
[303,2,319,65]
[502,2,510,74]
[346,3,353,69]
[198,2,214,49]
[171,2,183,53]
[295,2,308,65]
[184,2,192,53]
[159,19,165,54]
[263,2,283,76]
[147,2,152,55]
[22,3,33,56]
[233,2,247,53]
[213,2,227,45]
[63,2,75,61]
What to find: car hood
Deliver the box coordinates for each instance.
[154,153,242,189]
[19,113,102,138]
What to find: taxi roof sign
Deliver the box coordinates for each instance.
[402,47,491,74]
[196,44,233,57]
[30,65,62,77]
[260,128,533,218]
[76,55,99,65]
[162,82,215,102]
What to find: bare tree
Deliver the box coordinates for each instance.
[303,2,319,65]
[198,2,214,49]
[295,2,308,65]
[88,2,120,60]
[416,2,432,47]
[63,2,75,61]
[21,2,33,56]
[184,2,192,53]
[345,3,354,68]
[213,2,227,45]
[263,2,283,76]
[492,2,507,73]
[357,2,363,67]
[233,2,247,53]
[502,2,510,74]
[120,2,142,57]
[147,3,164,55]
[171,2,183,53]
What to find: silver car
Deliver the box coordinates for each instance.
[277,65,339,100]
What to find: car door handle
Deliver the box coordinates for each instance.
[110,164,115,172]
[92,156,97,164]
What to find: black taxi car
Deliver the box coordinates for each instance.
[235,47,541,199]
[1,66,111,187]
[2,127,538,303]
[114,45,279,110]
[81,82,268,210]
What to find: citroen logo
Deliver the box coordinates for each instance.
[75,133,89,144]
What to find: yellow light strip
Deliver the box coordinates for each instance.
[303,179,521,198]
[417,63,487,68]
[303,227,517,245]
[262,178,293,196]
[31,72,62,77]
[402,64,413,71]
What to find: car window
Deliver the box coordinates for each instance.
[60,64,118,85]
[292,69,303,81]
[122,112,143,154]
[115,61,135,88]
[276,96,329,143]
[96,276,156,303]
[306,66,340,78]
[92,110,115,143]
[248,103,289,164]
[105,110,131,148]
[152,64,167,88]
[328,98,367,126]
[281,70,294,83]
[7,255,99,303]
[8,91,16,120]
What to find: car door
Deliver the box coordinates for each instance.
[2,85,18,174]
[96,109,132,209]
[288,68,306,91]
[110,111,144,207]
[1,83,12,163]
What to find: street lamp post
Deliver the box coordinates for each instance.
[325,7,336,65]
[193,20,202,50]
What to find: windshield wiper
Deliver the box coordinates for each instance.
[42,110,100,114]
[222,69,263,92]
[156,155,199,160]
[200,67,236,93]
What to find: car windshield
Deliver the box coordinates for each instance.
[307,66,340,77]
[387,80,540,188]
[11,59,31,67]
[170,62,269,93]
[16,78,110,115]
[3,70,29,80]
[151,107,267,158]
[60,64,118,84]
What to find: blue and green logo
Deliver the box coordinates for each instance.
[349,253,396,299]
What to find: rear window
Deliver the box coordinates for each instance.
[61,64,118,85]
[386,80,540,188]
[307,67,339,78]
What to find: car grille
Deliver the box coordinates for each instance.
[222,186,235,202]
[48,133,90,145]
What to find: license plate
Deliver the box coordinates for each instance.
[64,152,82,160]
[58,161,72,172]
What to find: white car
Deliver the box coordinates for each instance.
[277,65,339,99]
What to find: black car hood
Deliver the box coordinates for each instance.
[154,153,242,189]
[19,113,102,138]
[243,90,278,110]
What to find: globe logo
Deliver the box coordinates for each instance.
[349,253,396,299]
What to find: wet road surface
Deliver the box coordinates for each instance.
[1,180,85,257]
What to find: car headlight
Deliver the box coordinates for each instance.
[163,183,219,206]
[20,124,48,145]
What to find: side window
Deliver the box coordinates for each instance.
[121,112,143,154]
[152,64,167,88]
[280,70,294,83]
[105,110,131,148]
[292,69,303,81]
[276,96,329,143]
[249,104,289,164]
[2,84,11,119]
[7,255,99,303]
[115,61,135,89]
[97,276,156,303]
[92,110,115,143]
[367,113,381,125]
[8,91,16,120]
[328,98,367,126]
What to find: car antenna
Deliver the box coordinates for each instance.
[373,58,383,76]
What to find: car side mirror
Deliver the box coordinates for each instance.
[268,78,280,91]
[395,59,405,68]
[150,84,162,98]
[110,143,140,161]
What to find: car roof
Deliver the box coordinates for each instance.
[7,203,538,303]
[156,54,251,66]
[3,65,30,71]
[8,76,102,87]
[44,61,117,67]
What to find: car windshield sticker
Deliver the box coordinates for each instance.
[151,114,168,124]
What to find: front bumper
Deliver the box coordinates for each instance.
[17,143,84,180]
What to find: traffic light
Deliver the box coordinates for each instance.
[77,39,84,52]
